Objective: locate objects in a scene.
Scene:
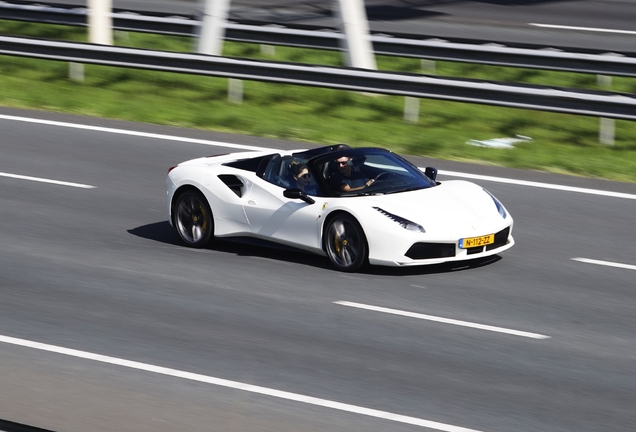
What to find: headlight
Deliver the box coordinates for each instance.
[483,189,507,219]
[374,207,425,233]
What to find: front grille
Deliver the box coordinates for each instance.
[405,243,455,260]
[466,246,483,255]
[486,227,511,251]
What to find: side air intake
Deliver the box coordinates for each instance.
[218,175,244,197]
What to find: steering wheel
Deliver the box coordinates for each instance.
[374,172,392,182]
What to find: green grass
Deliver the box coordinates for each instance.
[2,20,636,183]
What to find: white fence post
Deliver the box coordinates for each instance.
[68,62,85,81]
[403,97,419,123]
[197,0,231,56]
[88,0,113,45]
[597,74,615,145]
[72,0,112,81]
[228,78,243,104]
[197,0,238,103]
[403,60,436,123]
[260,44,276,56]
[332,0,376,70]
[600,117,615,146]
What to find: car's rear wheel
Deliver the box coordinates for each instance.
[174,190,213,248]
[324,214,368,272]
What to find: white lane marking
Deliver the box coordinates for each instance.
[0,172,96,189]
[0,335,483,432]
[529,23,636,35]
[335,301,551,339]
[0,114,270,151]
[572,257,636,271]
[3,114,633,200]
[437,169,636,200]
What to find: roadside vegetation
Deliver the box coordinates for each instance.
[1,20,636,183]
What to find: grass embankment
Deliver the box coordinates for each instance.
[1,20,636,182]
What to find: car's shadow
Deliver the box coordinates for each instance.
[128,221,333,270]
[129,221,502,275]
[128,221,183,246]
[361,255,502,276]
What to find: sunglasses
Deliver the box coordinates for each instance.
[298,173,309,180]
[338,160,350,166]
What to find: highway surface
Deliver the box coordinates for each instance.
[1,106,635,431]
[21,0,636,51]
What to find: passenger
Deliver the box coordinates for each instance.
[330,156,375,192]
[290,161,317,195]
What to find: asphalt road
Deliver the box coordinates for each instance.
[136,0,636,32]
[19,0,636,51]
[1,106,635,432]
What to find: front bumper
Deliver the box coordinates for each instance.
[368,224,515,267]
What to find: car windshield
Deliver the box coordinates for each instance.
[312,148,436,196]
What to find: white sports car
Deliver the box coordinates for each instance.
[167,144,514,271]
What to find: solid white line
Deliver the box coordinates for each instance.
[3,114,633,200]
[572,257,636,271]
[529,23,636,35]
[0,114,270,151]
[0,172,96,189]
[0,335,482,432]
[335,301,551,339]
[438,169,636,201]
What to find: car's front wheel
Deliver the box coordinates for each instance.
[324,214,368,272]
[174,190,213,248]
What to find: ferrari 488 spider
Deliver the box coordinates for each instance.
[167,144,514,271]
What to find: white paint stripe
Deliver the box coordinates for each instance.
[0,114,270,151]
[0,171,96,189]
[0,335,482,432]
[437,169,636,200]
[335,301,550,339]
[572,257,636,271]
[4,114,633,200]
[529,23,636,35]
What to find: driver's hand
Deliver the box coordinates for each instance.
[365,179,375,187]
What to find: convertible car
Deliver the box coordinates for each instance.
[167,144,514,271]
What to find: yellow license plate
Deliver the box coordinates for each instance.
[459,234,495,249]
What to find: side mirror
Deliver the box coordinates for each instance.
[424,166,438,182]
[284,188,315,204]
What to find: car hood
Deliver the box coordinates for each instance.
[360,180,504,230]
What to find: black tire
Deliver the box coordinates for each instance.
[174,190,213,248]
[324,213,368,272]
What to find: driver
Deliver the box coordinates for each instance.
[330,156,375,192]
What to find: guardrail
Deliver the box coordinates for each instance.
[1,35,636,121]
[2,2,636,77]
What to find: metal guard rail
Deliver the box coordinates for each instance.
[2,2,636,77]
[1,36,635,121]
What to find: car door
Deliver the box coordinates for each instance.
[242,156,323,250]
